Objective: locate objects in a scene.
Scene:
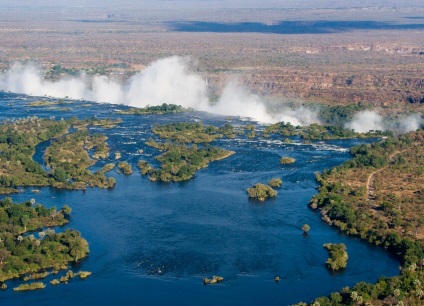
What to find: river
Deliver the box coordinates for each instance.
[0,92,399,305]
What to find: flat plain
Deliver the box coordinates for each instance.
[0,3,423,112]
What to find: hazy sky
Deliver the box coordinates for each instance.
[2,0,424,9]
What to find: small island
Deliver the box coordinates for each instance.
[152,122,221,143]
[247,183,278,201]
[13,282,46,292]
[116,103,191,115]
[118,161,133,175]
[138,121,236,182]
[268,178,282,188]
[140,144,235,182]
[323,243,348,271]
[264,121,393,141]
[280,157,296,164]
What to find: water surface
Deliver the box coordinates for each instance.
[0,92,399,305]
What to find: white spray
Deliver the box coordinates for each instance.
[345,110,422,134]
[0,56,320,126]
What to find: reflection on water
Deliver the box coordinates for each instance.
[0,92,399,305]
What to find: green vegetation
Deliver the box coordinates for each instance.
[0,198,89,282]
[309,131,424,265]
[152,122,221,143]
[0,117,120,193]
[305,130,424,305]
[44,128,116,189]
[323,243,348,271]
[151,121,241,143]
[247,183,278,201]
[0,117,69,193]
[23,271,50,281]
[142,144,234,182]
[263,121,393,141]
[117,161,132,175]
[268,178,282,188]
[137,160,153,175]
[50,279,60,285]
[140,121,235,182]
[13,282,45,291]
[49,270,91,285]
[79,271,92,279]
[28,100,69,107]
[304,264,424,306]
[218,123,237,139]
[46,64,80,77]
[116,103,191,115]
[280,157,296,164]
[319,104,368,126]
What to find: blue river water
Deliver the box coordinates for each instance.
[0,92,399,305]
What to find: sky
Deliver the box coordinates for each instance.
[2,0,424,9]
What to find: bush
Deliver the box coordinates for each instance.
[247,183,278,201]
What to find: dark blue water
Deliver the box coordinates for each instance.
[168,20,424,34]
[0,92,399,305]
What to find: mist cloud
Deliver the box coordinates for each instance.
[345,110,384,133]
[345,110,422,134]
[0,56,321,125]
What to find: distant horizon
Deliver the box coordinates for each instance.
[2,0,424,9]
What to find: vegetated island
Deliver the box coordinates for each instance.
[300,129,424,305]
[0,116,120,194]
[323,243,348,271]
[247,183,278,201]
[263,121,393,140]
[13,282,46,291]
[117,161,133,175]
[0,197,89,287]
[116,103,192,115]
[280,157,296,164]
[268,177,282,188]
[137,122,235,182]
[151,121,236,143]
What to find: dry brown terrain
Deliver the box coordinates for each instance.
[0,4,423,110]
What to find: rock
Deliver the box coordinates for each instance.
[213,276,224,282]
[59,276,69,283]
[203,275,224,285]
[50,279,60,285]
[79,271,92,279]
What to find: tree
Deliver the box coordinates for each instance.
[0,249,10,264]
[21,215,30,231]
[302,224,310,234]
[69,238,89,261]
[268,178,282,188]
[53,167,67,182]
[61,205,72,217]
[50,208,58,220]
[43,229,55,239]
[247,183,278,201]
